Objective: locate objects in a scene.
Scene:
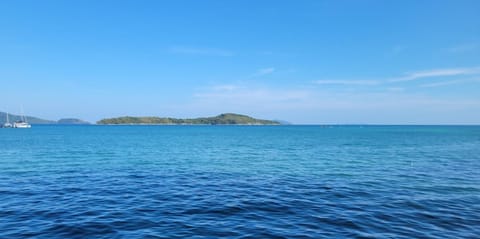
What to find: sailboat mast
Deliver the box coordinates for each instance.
[21,106,26,122]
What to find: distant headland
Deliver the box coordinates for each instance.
[97,113,281,125]
[0,112,90,125]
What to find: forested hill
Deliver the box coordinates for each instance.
[0,112,90,124]
[0,112,56,124]
[97,113,281,125]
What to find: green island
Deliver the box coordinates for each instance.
[97,113,281,125]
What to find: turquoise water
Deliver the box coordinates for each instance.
[1,125,479,238]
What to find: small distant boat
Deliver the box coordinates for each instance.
[3,112,13,128]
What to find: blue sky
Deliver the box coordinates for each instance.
[1,0,479,124]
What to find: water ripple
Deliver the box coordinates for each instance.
[1,125,479,238]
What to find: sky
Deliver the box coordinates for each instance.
[1,0,479,124]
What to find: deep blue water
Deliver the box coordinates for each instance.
[1,125,479,238]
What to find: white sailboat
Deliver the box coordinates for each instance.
[3,112,13,128]
[13,121,31,128]
[13,107,31,128]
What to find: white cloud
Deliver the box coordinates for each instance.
[420,78,480,88]
[195,85,309,103]
[211,84,240,91]
[247,67,276,78]
[184,82,480,124]
[308,66,480,91]
[313,80,379,85]
[180,65,480,123]
[390,67,480,82]
[249,67,276,78]
[169,46,234,56]
[258,67,275,75]
[386,87,404,92]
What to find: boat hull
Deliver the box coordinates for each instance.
[13,122,31,128]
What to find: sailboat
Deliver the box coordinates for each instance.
[13,107,31,128]
[3,112,13,128]
[13,120,31,128]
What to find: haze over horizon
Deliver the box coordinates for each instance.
[1,1,479,124]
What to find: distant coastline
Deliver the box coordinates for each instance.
[0,112,90,125]
[97,113,281,125]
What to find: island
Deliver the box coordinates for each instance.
[97,113,281,125]
[57,118,91,124]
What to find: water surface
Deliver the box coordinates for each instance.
[1,125,479,238]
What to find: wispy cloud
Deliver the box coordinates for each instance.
[390,67,480,82]
[313,80,379,85]
[249,67,276,78]
[420,78,480,88]
[308,66,480,90]
[169,46,234,56]
[246,67,276,78]
[211,84,241,91]
[386,87,404,92]
[195,84,309,103]
[258,67,275,75]
[185,82,480,124]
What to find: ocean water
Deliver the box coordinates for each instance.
[0,125,479,238]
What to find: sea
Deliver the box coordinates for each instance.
[1,125,479,238]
